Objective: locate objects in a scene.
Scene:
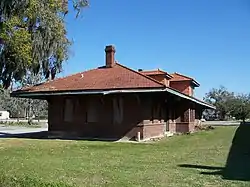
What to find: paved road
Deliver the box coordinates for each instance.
[202,121,241,126]
[0,125,48,137]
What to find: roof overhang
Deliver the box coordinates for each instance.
[163,87,213,109]
[165,74,173,79]
[106,88,214,109]
[191,80,200,87]
[169,79,200,87]
[11,87,215,109]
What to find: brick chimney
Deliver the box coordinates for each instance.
[105,45,116,68]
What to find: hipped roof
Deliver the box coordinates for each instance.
[11,45,214,109]
[170,72,200,87]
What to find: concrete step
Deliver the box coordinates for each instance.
[165,131,174,137]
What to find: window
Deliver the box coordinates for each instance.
[113,97,124,124]
[64,99,74,122]
[179,108,188,122]
[152,103,161,120]
[86,100,99,122]
[180,113,184,122]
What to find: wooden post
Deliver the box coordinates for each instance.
[137,132,141,142]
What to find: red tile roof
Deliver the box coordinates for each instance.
[18,63,165,93]
[140,69,172,78]
[170,72,192,81]
[170,72,200,86]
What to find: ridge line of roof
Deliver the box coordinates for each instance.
[116,63,166,87]
[140,69,173,77]
[171,72,196,81]
[171,72,192,79]
[141,69,165,73]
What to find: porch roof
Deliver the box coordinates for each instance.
[11,87,215,109]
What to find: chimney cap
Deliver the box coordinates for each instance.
[105,45,116,53]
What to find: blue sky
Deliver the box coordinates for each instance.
[61,0,250,99]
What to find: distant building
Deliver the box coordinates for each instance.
[0,107,10,120]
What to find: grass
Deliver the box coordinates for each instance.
[0,121,42,128]
[0,126,249,187]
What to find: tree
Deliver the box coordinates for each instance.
[0,85,48,119]
[0,70,48,119]
[229,94,250,122]
[0,0,89,89]
[21,72,48,120]
[204,86,235,120]
[0,88,26,117]
[0,0,89,19]
[202,108,217,121]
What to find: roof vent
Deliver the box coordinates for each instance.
[138,69,143,72]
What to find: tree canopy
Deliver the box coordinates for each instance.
[204,86,250,122]
[0,0,89,19]
[0,0,88,89]
[229,94,250,122]
[0,86,48,119]
[204,86,234,120]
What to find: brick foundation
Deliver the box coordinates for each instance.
[169,122,176,133]
[142,120,166,140]
[176,122,189,132]
[168,122,195,133]
[188,122,195,132]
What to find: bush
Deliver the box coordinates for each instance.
[195,124,215,131]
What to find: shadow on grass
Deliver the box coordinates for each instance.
[0,131,49,139]
[179,122,250,181]
[0,131,118,142]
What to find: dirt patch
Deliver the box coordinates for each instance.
[0,139,26,148]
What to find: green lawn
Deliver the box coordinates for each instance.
[0,126,249,187]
